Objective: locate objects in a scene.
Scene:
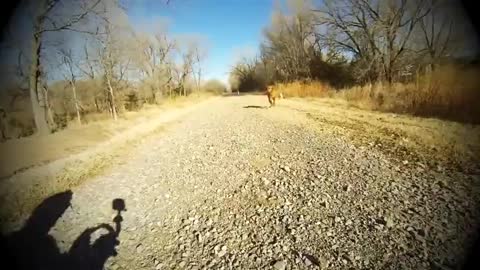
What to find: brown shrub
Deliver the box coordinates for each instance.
[277,65,480,124]
[6,111,35,138]
[337,65,480,123]
[272,81,333,98]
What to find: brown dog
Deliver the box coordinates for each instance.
[266,85,283,107]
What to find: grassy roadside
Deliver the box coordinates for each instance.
[272,66,480,124]
[277,97,480,175]
[0,92,214,179]
[0,94,216,229]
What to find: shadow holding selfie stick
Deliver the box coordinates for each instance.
[112,198,125,237]
[68,198,126,270]
[1,192,127,270]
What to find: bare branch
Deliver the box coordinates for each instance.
[39,0,103,34]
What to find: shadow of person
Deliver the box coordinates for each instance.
[2,191,126,270]
[68,223,119,270]
[67,198,126,270]
[2,190,73,269]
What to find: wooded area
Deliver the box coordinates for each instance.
[229,0,480,122]
[0,0,225,141]
[231,0,478,89]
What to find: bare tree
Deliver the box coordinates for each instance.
[231,57,258,79]
[417,0,453,72]
[77,43,100,80]
[134,31,175,102]
[261,0,318,82]
[99,23,119,120]
[230,56,266,92]
[28,0,103,134]
[58,49,82,124]
[187,38,208,93]
[89,1,136,120]
[194,46,203,92]
[315,0,432,83]
[172,42,197,96]
[6,50,31,111]
[74,43,107,112]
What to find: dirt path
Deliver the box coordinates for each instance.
[2,95,479,270]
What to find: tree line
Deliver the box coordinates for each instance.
[0,0,215,139]
[229,0,478,93]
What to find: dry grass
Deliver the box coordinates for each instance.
[0,93,213,179]
[276,96,480,179]
[338,65,480,123]
[276,65,480,124]
[272,81,333,98]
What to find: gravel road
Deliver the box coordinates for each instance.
[3,94,480,270]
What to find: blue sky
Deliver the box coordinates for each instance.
[128,0,276,84]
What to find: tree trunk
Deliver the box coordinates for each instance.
[106,76,117,121]
[42,84,56,130]
[0,110,7,141]
[29,31,50,135]
[197,70,202,92]
[151,85,156,104]
[71,82,81,124]
[94,97,100,112]
[426,62,435,74]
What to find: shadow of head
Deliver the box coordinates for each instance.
[243,105,268,109]
[112,198,126,212]
[24,190,73,236]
